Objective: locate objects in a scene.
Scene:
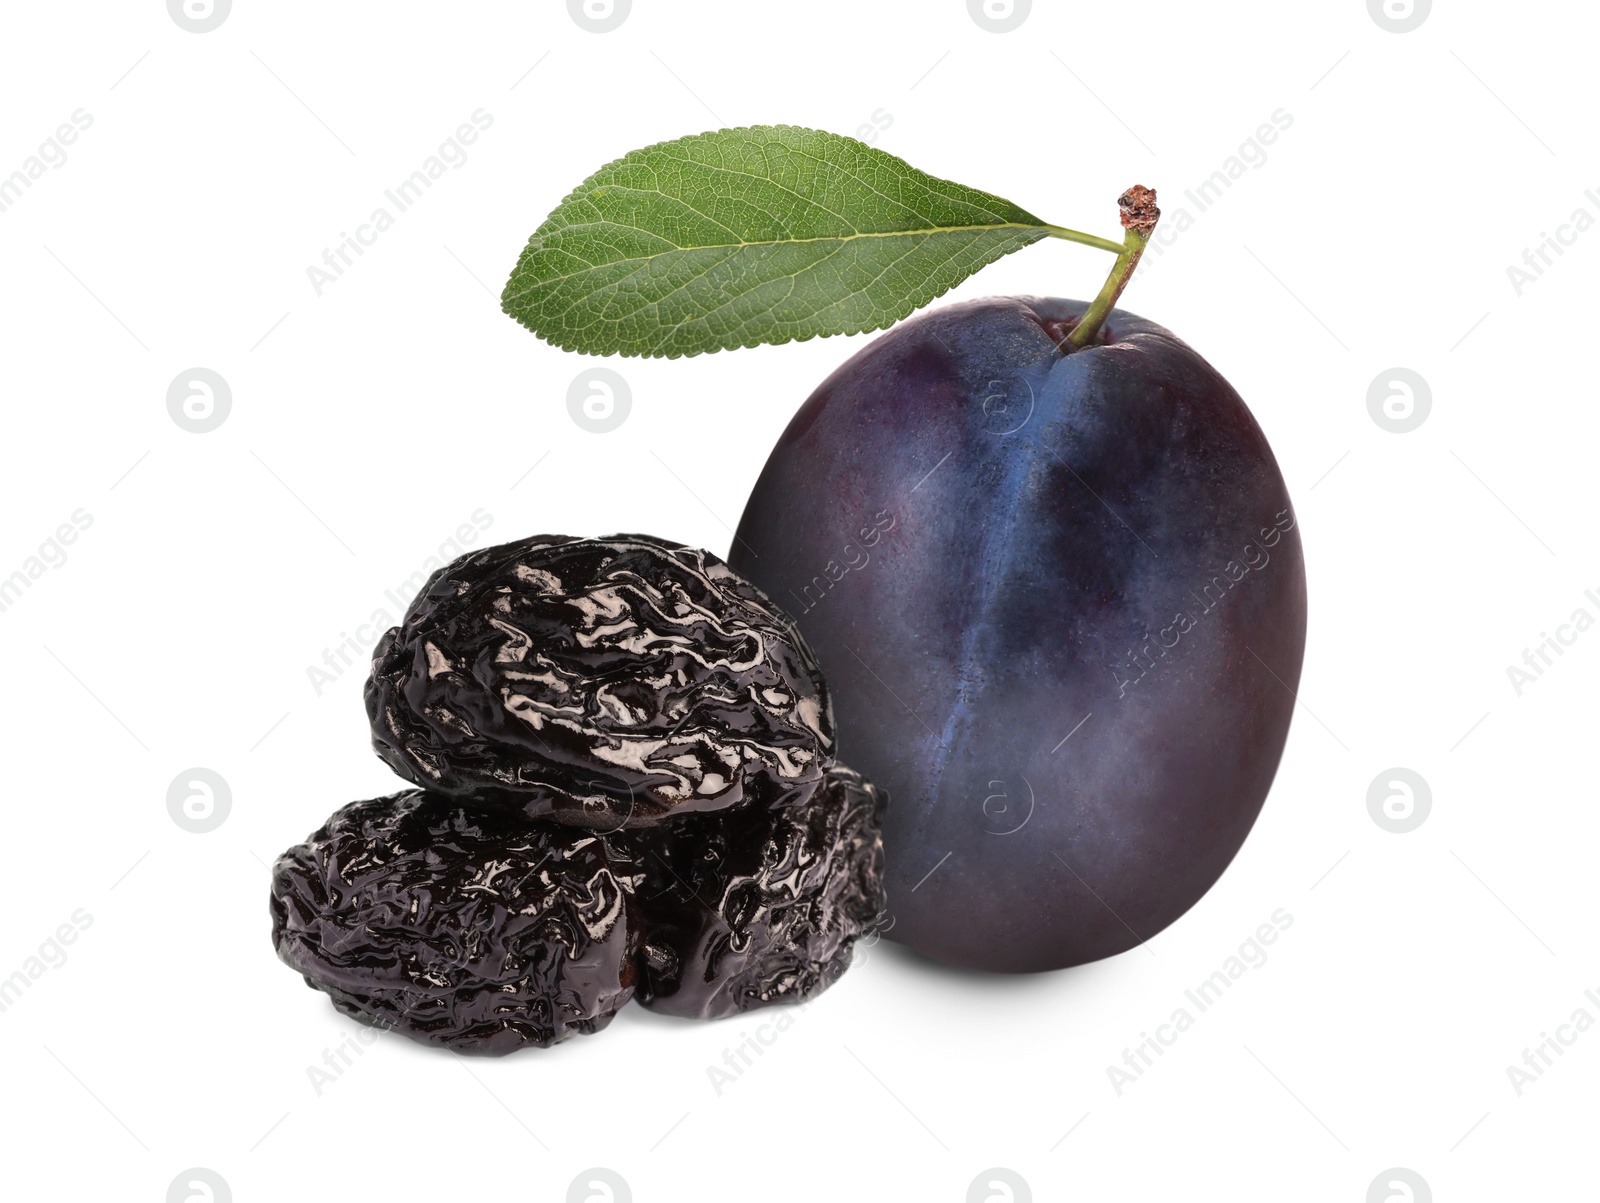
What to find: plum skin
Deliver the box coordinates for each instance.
[728,296,1307,973]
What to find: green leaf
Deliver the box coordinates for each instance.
[501,124,1078,359]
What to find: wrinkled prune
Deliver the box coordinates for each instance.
[270,790,641,1053]
[274,531,886,1053]
[366,534,834,829]
[634,764,888,1020]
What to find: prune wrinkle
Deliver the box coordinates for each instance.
[270,790,641,1053]
[633,764,887,1020]
[366,534,835,828]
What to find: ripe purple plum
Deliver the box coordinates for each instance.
[729,296,1306,972]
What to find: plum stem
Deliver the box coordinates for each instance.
[1064,186,1160,351]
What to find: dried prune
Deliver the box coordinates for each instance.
[366,534,834,829]
[634,764,888,1020]
[270,790,641,1053]
[274,532,886,1052]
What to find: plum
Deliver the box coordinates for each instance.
[728,296,1306,972]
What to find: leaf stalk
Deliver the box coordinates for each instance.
[1042,224,1127,255]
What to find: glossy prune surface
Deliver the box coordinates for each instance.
[366,534,834,829]
[634,764,888,1019]
[270,790,641,1053]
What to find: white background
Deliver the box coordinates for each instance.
[0,1,1592,1200]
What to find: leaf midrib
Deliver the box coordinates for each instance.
[510,223,1049,297]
